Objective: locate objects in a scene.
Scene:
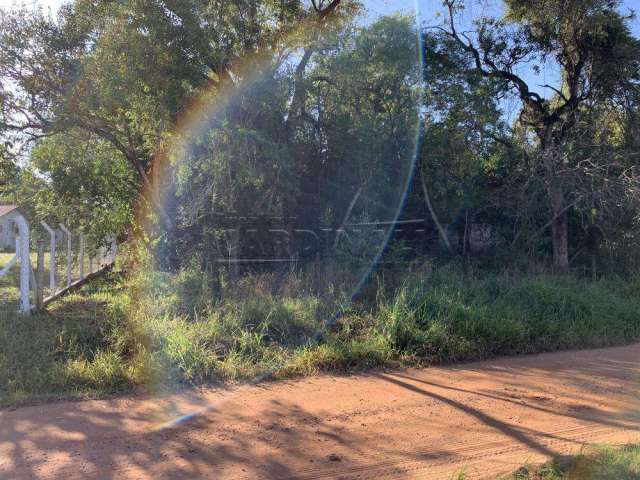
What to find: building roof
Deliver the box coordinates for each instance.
[0,205,20,218]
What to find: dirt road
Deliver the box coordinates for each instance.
[2,344,640,480]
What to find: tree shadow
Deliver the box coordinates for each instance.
[2,344,640,479]
[389,370,640,431]
[1,390,428,480]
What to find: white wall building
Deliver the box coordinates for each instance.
[0,205,26,251]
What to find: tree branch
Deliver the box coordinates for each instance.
[440,0,547,120]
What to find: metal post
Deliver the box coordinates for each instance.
[59,224,72,288]
[41,221,56,293]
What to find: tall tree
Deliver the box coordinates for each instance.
[438,0,640,271]
[0,0,350,232]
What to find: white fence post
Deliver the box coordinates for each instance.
[79,233,85,279]
[59,224,72,288]
[41,221,56,293]
[110,236,117,265]
[14,215,30,313]
[36,240,45,310]
[0,215,118,312]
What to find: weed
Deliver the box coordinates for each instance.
[2,267,640,406]
[505,444,640,479]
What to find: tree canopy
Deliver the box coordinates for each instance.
[1,0,639,276]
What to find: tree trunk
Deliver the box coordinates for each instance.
[541,135,570,274]
[550,184,569,273]
[551,211,569,272]
[420,167,452,253]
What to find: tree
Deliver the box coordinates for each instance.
[417,32,508,255]
[0,0,351,234]
[0,144,18,202]
[437,0,640,271]
[169,14,419,271]
[28,130,136,242]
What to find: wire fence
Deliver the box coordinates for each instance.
[0,211,116,316]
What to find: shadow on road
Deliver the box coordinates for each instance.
[2,345,640,479]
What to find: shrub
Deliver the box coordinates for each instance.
[2,266,640,406]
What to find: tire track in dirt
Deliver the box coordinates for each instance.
[282,423,633,479]
[2,343,640,480]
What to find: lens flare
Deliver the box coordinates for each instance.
[136,3,425,430]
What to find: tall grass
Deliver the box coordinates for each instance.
[2,266,640,406]
[504,444,640,479]
[375,270,640,363]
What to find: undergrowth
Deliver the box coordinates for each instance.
[503,444,640,479]
[2,266,640,406]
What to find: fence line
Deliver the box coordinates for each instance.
[0,211,116,314]
[40,230,117,310]
[0,211,31,313]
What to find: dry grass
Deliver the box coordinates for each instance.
[503,444,640,479]
[2,266,640,407]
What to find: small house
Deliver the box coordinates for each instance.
[0,205,28,251]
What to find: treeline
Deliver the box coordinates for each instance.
[1,0,639,277]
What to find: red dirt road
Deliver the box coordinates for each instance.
[2,344,640,480]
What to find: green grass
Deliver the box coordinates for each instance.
[0,250,92,311]
[0,251,52,270]
[0,274,131,405]
[2,266,640,406]
[0,252,22,309]
[503,444,640,479]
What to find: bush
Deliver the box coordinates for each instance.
[505,444,640,479]
[377,270,640,363]
[2,266,640,406]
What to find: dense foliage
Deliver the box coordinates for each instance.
[2,0,640,406]
[1,0,639,274]
[3,268,640,405]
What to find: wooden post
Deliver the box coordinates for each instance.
[36,240,45,311]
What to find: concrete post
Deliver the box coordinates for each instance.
[36,240,45,310]
[111,236,117,265]
[79,233,85,279]
[14,215,30,314]
[41,222,56,293]
[59,224,72,288]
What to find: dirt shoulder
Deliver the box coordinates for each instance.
[2,344,640,479]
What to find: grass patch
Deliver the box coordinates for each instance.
[503,444,640,479]
[0,251,89,311]
[2,266,640,406]
[0,273,132,405]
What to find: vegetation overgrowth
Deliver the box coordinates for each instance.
[3,265,640,407]
[499,444,640,479]
[2,0,640,280]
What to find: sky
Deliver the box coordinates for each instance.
[0,0,63,9]
[2,0,418,12]
[0,0,418,12]
[1,0,637,32]
[0,0,417,15]
[1,0,639,104]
